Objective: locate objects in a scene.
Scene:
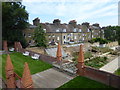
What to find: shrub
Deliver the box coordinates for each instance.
[110,51,118,55]
[85,57,108,68]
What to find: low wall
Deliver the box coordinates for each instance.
[14,42,57,64]
[106,42,118,47]
[19,49,57,64]
[78,66,120,88]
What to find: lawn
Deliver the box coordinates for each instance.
[114,68,120,76]
[57,76,113,88]
[0,52,52,80]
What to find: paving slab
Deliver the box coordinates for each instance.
[32,68,75,88]
[99,56,120,73]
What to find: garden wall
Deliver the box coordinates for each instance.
[78,66,120,89]
[16,42,120,88]
[18,48,57,64]
[106,41,118,47]
[14,41,57,64]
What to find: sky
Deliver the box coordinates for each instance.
[22,0,120,27]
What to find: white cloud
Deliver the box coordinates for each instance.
[22,0,119,26]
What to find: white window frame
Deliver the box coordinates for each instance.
[63,36,66,39]
[74,36,77,39]
[57,37,60,40]
[79,29,82,32]
[74,28,77,32]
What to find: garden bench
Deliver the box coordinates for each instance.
[23,51,30,56]
[9,48,14,52]
[31,54,40,60]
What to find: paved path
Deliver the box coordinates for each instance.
[99,56,120,73]
[32,68,75,88]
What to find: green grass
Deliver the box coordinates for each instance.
[0,52,52,80]
[114,68,120,76]
[85,57,108,69]
[57,76,113,88]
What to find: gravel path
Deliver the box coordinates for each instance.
[99,56,120,73]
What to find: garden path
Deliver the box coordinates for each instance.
[32,67,76,88]
[99,56,120,73]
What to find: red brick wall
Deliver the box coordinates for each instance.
[14,42,57,64]
[19,49,57,64]
[77,66,120,88]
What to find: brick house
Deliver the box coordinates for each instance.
[23,18,102,45]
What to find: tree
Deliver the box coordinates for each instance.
[104,26,117,41]
[2,2,28,47]
[115,26,120,45]
[33,24,47,47]
[88,38,108,44]
[104,26,120,45]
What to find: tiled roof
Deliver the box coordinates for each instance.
[40,23,86,33]
[28,22,100,33]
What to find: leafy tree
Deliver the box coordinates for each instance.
[104,26,120,45]
[104,26,117,41]
[2,2,28,47]
[33,24,47,47]
[88,38,108,44]
[115,26,120,45]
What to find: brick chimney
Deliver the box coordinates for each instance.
[53,19,61,25]
[82,22,90,27]
[21,62,33,88]
[76,45,85,76]
[5,54,16,88]
[33,17,40,26]
[92,23,99,27]
[69,20,77,27]
[56,42,62,62]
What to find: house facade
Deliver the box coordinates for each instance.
[23,18,102,45]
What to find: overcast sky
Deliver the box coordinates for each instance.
[22,0,120,27]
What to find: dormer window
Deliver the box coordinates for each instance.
[56,29,59,32]
[74,28,77,32]
[79,29,82,32]
[63,29,66,32]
